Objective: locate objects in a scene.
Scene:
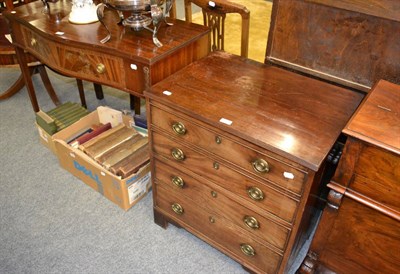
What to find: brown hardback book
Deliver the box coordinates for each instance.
[79,124,125,150]
[110,144,150,178]
[80,125,138,159]
[97,134,148,169]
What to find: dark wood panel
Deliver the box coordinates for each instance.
[314,198,400,273]
[267,0,400,91]
[306,0,400,22]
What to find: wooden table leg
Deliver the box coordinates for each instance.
[14,46,39,112]
[37,65,60,106]
[0,73,25,100]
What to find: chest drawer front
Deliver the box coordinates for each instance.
[21,26,125,88]
[151,131,299,224]
[351,145,400,211]
[150,104,307,196]
[155,184,283,274]
[153,158,291,251]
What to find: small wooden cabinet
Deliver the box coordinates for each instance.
[299,80,400,274]
[145,52,363,273]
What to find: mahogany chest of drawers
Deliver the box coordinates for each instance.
[299,80,400,274]
[145,51,363,273]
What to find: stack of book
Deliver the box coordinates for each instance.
[35,102,90,135]
[73,123,149,179]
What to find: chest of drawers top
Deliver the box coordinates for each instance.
[146,51,363,171]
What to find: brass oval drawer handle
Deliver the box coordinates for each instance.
[247,186,264,201]
[171,176,184,188]
[171,148,185,161]
[30,38,37,47]
[251,158,270,174]
[243,215,260,230]
[96,63,106,74]
[240,244,256,257]
[172,122,186,135]
[215,136,222,144]
[171,203,184,215]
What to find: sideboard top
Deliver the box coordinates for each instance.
[146,51,364,171]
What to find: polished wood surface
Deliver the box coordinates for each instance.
[299,80,400,274]
[0,0,59,104]
[146,51,362,273]
[184,0,250,57]
[266,0,400,92]
[344,80,400,154]
[4,0,209,111]
[146,51,363,171]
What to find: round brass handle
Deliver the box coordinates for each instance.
[96,63,106,74]
[30,38,37,47]
[171,203,184,215]
[171,176,184,188]
[211,191,217,198]
[247,186,264,201]
[171,148,185,161]
[240,244,256,257]
[251,158,270,174]
[213,162,220,170]
[172,122,186,135]
[243,216,260,230]
[215,136,222,144]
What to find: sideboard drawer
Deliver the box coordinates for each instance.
[155,184,283,273]
[150,104,308,196]
[151,131,300,224]
[21,26,125,88]
[153,158,291,251]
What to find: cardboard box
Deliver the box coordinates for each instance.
[36,122,58,154]
[54,107,151,211]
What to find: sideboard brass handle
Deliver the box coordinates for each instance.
[215,136,222,144]
[171,176,184,188]
[247,186,264,201]
[30,38,37,47]
[172,122,186,135]
[171,203,184,215]
[240,244,256,257]
[251,158,270,174]
[243,216,260,230]
[171,148,185,161]
[96,63,106,74]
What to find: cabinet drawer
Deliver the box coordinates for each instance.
[150,104,307,196]
[153,158,291,251]
[151,131,300,224]
[21,26,125,88]
[351,145,400,212]
[155,184,283,274]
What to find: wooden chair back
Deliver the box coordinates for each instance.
[184,0,250,57]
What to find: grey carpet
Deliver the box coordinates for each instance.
[0,67,311,273]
